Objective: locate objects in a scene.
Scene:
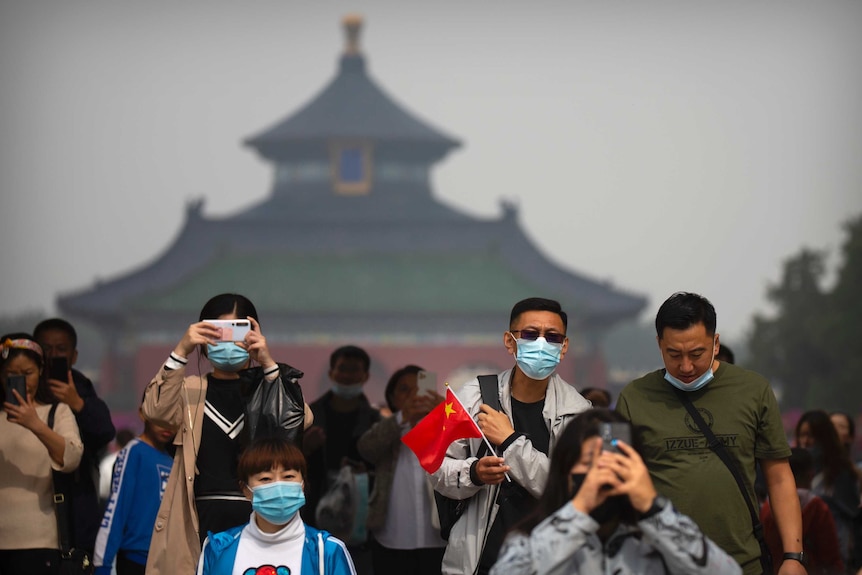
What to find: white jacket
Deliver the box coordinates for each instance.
[429,369,591,575]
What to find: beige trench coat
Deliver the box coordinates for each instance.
[142,363,313,575]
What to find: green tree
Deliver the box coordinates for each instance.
[817,214,862,410]
[748,248,830,408]
[747,213,862,410]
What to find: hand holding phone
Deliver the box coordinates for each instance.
[5,375,27,406]
[203,319,252,342]
[416,371,437,396]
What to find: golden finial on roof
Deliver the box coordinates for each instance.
[342,14,363,55]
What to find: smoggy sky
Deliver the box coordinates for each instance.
[1,1,860,343]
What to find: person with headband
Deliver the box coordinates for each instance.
[197,436,355,575]
[141,293,314,575]
[0,333,84,574]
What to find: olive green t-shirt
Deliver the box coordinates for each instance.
[616,362,791,575]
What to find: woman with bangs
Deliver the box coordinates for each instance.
[0,333,84,575]
[197,436,356,575]
[142,293,313,575]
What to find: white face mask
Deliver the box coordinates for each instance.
[331,381,364,399]
[509,332,562,380]
[664,342,716,392]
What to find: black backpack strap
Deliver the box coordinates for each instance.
[672,387,773,575]
[48,402,58,428]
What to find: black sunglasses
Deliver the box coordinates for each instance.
[511,330,566,345]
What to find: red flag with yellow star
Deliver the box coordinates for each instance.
[402,387,483,474]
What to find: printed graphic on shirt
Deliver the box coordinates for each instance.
[243,566,290,575]
[158,462,171,497]
[662,407,740,456]
[204,400,245,439]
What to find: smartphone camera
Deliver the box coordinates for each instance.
[599,422,632,454]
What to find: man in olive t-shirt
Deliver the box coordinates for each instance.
[616,292,805,575]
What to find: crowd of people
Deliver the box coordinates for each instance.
[2,291,862,575]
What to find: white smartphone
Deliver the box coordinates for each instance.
[203,319,251,342]
[416,370,437,396]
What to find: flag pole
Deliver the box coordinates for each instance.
[446,382,512,482]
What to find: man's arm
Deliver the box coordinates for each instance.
[761,458,807,575]
[70,370,116,452]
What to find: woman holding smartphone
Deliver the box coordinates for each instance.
[141,293,313,575]
[0,333,84,575]
[490,408,741,575]
[357,365,446,575]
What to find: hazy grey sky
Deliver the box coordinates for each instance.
[1,1,860,342]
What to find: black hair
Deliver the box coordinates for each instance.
[198,293,259,324]
[516,408,636,534]
[0,332,53,405]
[655,292,717,339]
[237,436,308,484]
[788,447,814,488]
[384,364,423,412]
[830,411,856,440]
[509,297,567,330]
[33,318,78,349]
[796,409,854,488]
[329,345,370,372]
[580,387,612,408]
[716,344,735,365]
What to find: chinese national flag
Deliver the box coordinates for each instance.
[402,388,483,474]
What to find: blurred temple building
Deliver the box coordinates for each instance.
[58,15,646,409]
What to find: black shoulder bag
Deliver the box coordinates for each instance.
[434,374,499,540]
[672,388,774,575]
[47,403,94,575]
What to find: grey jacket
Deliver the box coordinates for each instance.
[491,499,743,575]
[357,413,441,534]
[429,370,591,575]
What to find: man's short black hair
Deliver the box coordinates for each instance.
[655,292,717,339]
[33,318,78,349]
[509,298,567,330]
[581,387,612,408]
[716,344,735,364]
[329,345,371,372]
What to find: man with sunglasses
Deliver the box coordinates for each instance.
[431,297,591,575]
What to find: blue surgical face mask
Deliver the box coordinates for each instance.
[206,342,249,372]
[664,343,716,392]
[510,333,562,380]
[251,481,305,525]
[331,381,364,399]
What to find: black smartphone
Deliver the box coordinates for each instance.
[599,422,632,454]
[49,356,69,382]
[5,374,27,405]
